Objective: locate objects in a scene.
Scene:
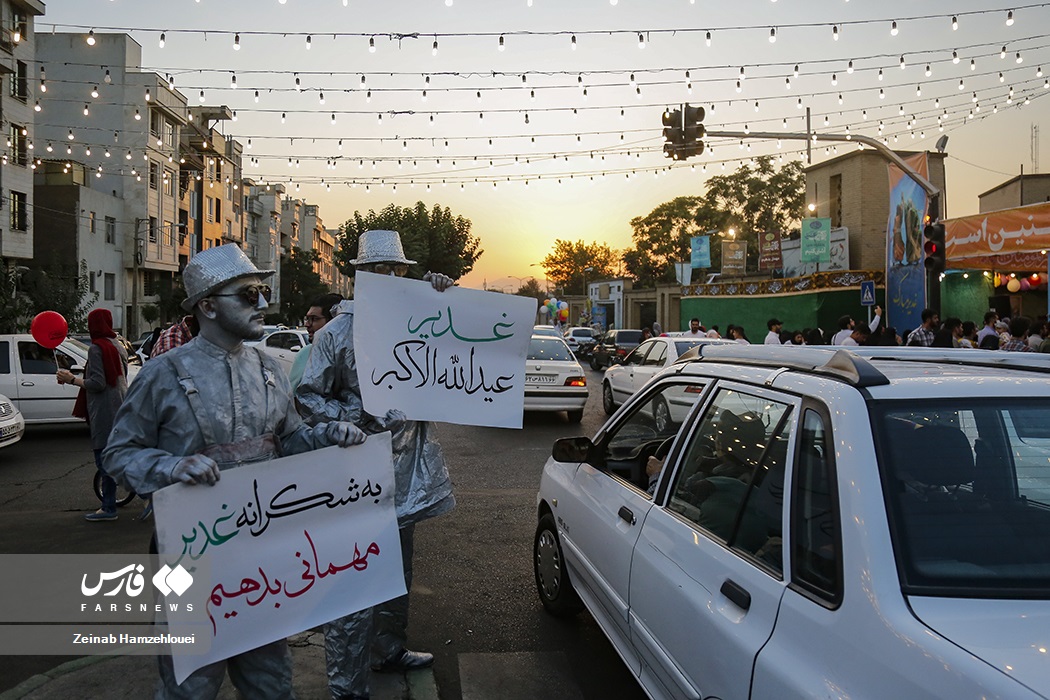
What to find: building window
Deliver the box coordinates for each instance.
[189,190,199,218]
[89,211,96,234]
[149,162,159,190]
[149,216,158,243]
[225,220,232,240]
[163,168,174,196]
[10,190,26,231]
[10,61,27,102]
[206,159,216,181]
[105,216,116,244]
[164,220,174,246]
[104,274,116,301]
[150,109,162,138]
[206,197,214,223]
[830,174,843,229]
[8,123,27,166]
[164,121,175,148]
[89,271,96,294]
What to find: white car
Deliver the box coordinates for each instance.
[0,393,25,448]
[534,345,1050,700]
[249,329,309,375]
[563,326,599,356]
[532,325,562,338]
[524,335,588,423]
[602,336,734,417]
[0,334,139,424]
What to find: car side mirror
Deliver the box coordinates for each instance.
[552,436,596,464]
[290,345,302,352]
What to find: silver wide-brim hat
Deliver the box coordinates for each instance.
[349,229,417,266]
[181,244,275,311]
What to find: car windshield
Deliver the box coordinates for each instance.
[873,399,1050,597]
[528,338,574,362]
[617,331,643,343]
[674,340,705,355]
[65,337,90,354]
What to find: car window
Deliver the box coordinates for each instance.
[267,332,301,350]
[674,340,704,356]
[666,387,792,575]
[792,409,842,605]
[602,380,708,492]
[18,341,66,374]
[528,338,574,362]
[874,399,1050,596]
[643,342,667,366]
[623,341,653,365]
[617,330,643,344]
[0,341,8,374]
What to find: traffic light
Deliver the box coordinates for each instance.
[662,104,706,160]
[662,108,685,159]
[682,103,705,158]
[923,219,946,273]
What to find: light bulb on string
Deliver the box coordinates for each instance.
[971,59,976,70]
[832,25,839,40]
[157,32,163,48]
[369,36,375,52]
[432,39,439,55]
[890,21,898,36]
[1007,10,1014,25]
[769,27,776,43]
[104,69,111,84]
[925,64,931,77]
[87,30,96,45]
[878,69,884,81]
[953,50,960,64]
[230,74,237,89]
[705,31,711,47]
[899,55,905,69]
[951,16,958,30]
[571,35,576,50]
[306,35,312,50]
[499,34,505,51]
[1016,52,1023,64]
[83,104,89,116]
[1001,45,1007,59]
[33,100,40,112]
[254,90,260,102]
[91,85,99,98]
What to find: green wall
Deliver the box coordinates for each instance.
[681,288,885,341]
[941,273,995,324]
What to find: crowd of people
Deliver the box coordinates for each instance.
[669,307,1050,352]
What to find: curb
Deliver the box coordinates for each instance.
[0,655,112,700]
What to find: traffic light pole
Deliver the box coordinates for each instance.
[705,129,945,313]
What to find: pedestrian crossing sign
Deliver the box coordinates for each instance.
[860,281,876,306]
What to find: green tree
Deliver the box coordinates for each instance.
[278,247,328,326]
[155,283,187,324]
[623,196,728,287]
[336,202,483,280]
[703,155,806,272]
[540,240,618,295]
[0,263,33,333]
[20,261,98,333]
[514,277,547,305]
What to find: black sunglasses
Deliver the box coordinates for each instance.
[211,284,272,306]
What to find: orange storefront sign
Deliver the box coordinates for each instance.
[945,201,1050,270]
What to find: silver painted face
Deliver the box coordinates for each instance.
[210,275,269,340]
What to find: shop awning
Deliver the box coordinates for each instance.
[945,201,1050,271]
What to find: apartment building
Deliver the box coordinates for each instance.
[36,32,188,336]
[0,0,44,265]
[243,179,284,307]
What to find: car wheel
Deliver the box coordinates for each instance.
[567,409,584,423]
[534,513,583,617]
[654,396,672,433]
[590,355,601,371]
[602,382,616,416]
[94,470,137,508]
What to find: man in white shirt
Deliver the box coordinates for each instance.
[764,319,783,345]
[832,306,881,345]
[684,317,704,338]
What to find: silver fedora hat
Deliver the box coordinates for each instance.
[181,244,275,311]
[349,229,417,266]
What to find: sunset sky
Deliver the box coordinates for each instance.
[44,0,1050,290]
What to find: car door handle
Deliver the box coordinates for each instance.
[617,506,636,525]
[720,579,751,611]
[21,381,34,386]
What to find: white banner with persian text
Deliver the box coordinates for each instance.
[154,437,404,684]
[353,272,536,429]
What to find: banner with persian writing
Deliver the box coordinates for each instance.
[154,437,403,684]
[945,201,1050,270]
[721,240,746,275]
[354,272,536,429]
[757,231,784,270]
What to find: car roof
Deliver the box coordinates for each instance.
[672,344,1050,391]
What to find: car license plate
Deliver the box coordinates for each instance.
[1,424,19,438]
[526,374,557,384]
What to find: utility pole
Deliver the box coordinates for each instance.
[131,218,146,339]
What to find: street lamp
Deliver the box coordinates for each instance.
[529,263,550,293]
[582,266,594,323]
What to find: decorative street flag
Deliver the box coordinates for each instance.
[721,240,746,275]
[757,231,784,271]
[800,218,832,264]
[690,235,711,268]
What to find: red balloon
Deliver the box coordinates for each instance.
[30,311,68,349]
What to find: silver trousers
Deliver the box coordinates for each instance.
[156,639,293,700]
[323,524,415,699]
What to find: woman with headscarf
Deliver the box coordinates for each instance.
[57,309,129,521]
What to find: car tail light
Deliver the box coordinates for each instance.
[565,376,586,387]
[616,347,628,357]
[684,385,704,393]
